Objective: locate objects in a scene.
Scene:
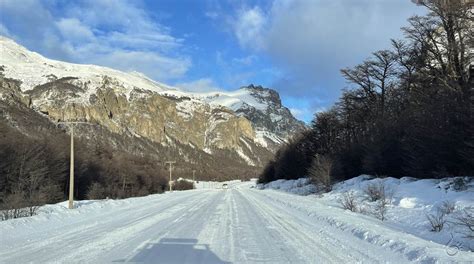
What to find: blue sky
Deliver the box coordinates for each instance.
[0,0,425,122]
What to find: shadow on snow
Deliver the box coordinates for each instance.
[114,238,231,264]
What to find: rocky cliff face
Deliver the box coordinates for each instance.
[161,84,307,151]
[232,84,307,148]
[24,77,255,152]
[0,36,305,168]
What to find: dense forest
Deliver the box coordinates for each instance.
[259,1,473,185]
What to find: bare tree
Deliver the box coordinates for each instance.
[426,209,446,232]
[453,207,474,238]
[365,181,393,221]
[341,50,397,118]
[308,154,333,192]
[440,200,456,215]
[364,181,385,202]
[340,191,358,212]
[369,50,398,117]
[404,0,473,92]
[87,182,107,200]
[374,197,390,221]
[173,180,194,191]
[0,142,51,220]
[1,190,27,220]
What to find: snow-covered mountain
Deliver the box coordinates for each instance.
[0,36,172,94]
[160,85,306,149]
[0,36,305,170]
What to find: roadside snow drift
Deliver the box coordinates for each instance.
[259,175,474,259]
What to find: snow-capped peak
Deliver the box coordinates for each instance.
[0,36,170,94]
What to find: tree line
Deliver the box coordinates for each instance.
[0,120,173,219]
[259,1,473,185]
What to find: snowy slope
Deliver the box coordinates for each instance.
[194,89,269,112]
[1,183,472,263]
[160,87,270,112]
[259,175,474,256]
[0,36,173,95]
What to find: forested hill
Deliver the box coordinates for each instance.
[259,0,473,185]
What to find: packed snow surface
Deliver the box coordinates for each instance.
[1,180,473,263]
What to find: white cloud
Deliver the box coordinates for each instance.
[0,0,191,81]
[205,11,219,19]
[56,18,94,42]
[0,23,12,37]
[233,6,267,50]
[176,78,222,93]
[91,50,191,81]
[66,0,158,32]
[232,55,257,66]
[289,104,326,122]
[230,0,424,99]
[214,51,256,88]
[105,32,181,51]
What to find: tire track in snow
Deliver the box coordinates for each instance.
[234,190,340,263]
[242,189,410,263]
[58,191,220,263]
[0,191,215,263]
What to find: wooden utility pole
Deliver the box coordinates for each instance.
[165,161,176,192]
[58,121,89,209]
[69,124,74,209]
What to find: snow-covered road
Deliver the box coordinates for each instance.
[1,183,472,263]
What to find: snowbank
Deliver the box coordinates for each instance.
[258,178,318,195]
[0,194,162,229]
[194,180,243,189]
[258,175,474,254]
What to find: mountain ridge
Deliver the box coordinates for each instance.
[0,36,305,142]
[0,36,305,172]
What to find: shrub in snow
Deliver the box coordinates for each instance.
[374,195,391,221]
[452,178,468,191]
[1,183,62,220]
[439,200,456,215]
[173,180,194,191]
[87,183,107,200]
[364,181,385,202]
[426,209,446,232]
[453,207,474,238]
[308,154,333,192]
[365,181,393,221]
[340,191,358,212]
[1,191,28,220]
